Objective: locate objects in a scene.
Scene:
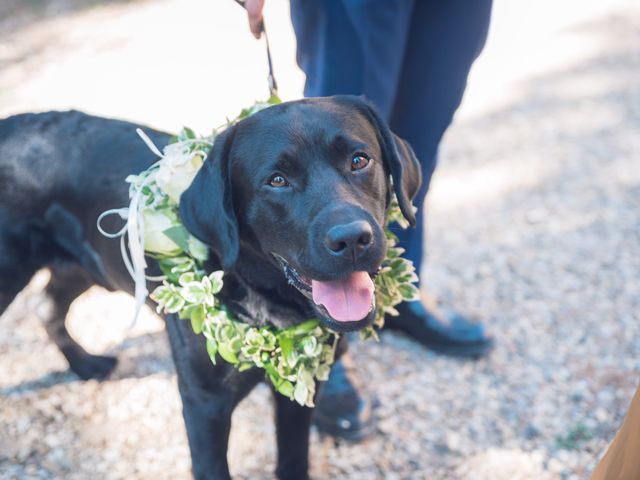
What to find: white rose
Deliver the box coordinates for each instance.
[142,207,181,255]
[156,143,204,203]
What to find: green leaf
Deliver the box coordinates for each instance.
[275,379,294,398]
[301,336,319,357]
[238,362,253,372]
[316,364,331,381]
[159,256,196,282]
[218,342,239,364]
[293,380,310,406]
[163,225,194,254]
[188,236,209,261]
[178,303,196,320]
[215,323,235,342]
[279,337,296,368]
[261,330,276,350]
[267,94,282,105]
[201,319,214,340]
[190,305,205,334]
[180,282,213,305]
[208,271,224,294]
[284,319,320,337]
[150,285,171,302]
[359,326,380,341]
[184,127,196,139]
[398,284,419,301]
[205,338,218,365]
[245,329,264,348]
[178,272,198,286]
[390,259,408,275]
[163,294,185,314]
[229,337,242,353]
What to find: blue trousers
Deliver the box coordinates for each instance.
[291,0,492,282]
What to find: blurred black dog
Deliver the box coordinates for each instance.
[0,96,420,480]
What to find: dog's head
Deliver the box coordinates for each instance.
[179,96,421,332]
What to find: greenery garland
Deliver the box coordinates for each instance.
[115,97,419,407]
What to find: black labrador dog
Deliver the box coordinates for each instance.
[0,96,420,479]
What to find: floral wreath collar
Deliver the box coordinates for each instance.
[98,97,419,407]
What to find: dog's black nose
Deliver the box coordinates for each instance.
[325,220,373,259]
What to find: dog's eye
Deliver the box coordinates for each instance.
[351,154,370,171]
[268,175,289,188]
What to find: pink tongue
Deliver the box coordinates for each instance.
[312,272,375,322]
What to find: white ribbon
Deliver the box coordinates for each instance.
[96,128,166,327]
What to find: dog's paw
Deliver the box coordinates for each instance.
[70,354,118,381]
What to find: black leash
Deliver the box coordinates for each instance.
[233,0,279,97]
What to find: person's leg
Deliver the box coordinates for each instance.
[385,0,495,356]
[389,0,493,274]
[290,0,414,119]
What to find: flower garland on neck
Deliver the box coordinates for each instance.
[99,96,419,407]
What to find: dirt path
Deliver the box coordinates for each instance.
[1,1,639,478]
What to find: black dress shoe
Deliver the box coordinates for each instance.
[313,354,375,441]
[385,299,494,358]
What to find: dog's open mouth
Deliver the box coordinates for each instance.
[272,254,376,328]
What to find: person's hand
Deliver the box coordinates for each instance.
[245,0,265,39]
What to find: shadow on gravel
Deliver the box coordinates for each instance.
[107,330,175,380]
[0,370,78,397]
[0,329,174,396]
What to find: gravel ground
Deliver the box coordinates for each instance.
[1,1,639,479]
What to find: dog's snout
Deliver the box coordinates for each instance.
[324,220,373,259]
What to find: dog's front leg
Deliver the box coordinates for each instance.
[166,314,261,480]
[177,381,235,480]
[273,389,314,480]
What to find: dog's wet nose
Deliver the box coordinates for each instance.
[325,220,373,259]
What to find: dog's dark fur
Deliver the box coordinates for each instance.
[0,96,420,479]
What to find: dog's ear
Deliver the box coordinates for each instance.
[179,126,239,269]
[333,95,422,226]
